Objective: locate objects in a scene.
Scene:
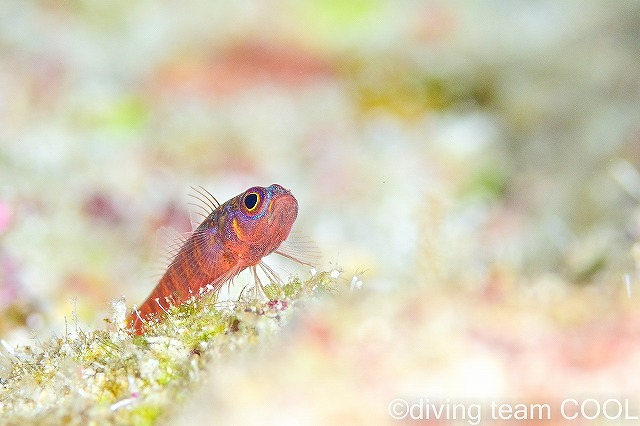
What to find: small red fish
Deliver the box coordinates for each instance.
[129,184,310,334]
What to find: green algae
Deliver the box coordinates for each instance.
[0,270,348,425]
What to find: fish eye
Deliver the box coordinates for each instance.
[243,192,260,211]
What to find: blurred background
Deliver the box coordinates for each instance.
[0,0,639,400]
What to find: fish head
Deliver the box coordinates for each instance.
[226,184,298,262]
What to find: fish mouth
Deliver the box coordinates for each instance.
[267,192,298,227]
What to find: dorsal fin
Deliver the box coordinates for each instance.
[187,186,221,231]
[188,210,204,232]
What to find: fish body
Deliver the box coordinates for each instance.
[129,184,300,334]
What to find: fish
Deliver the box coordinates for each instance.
[128,184,314,335]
